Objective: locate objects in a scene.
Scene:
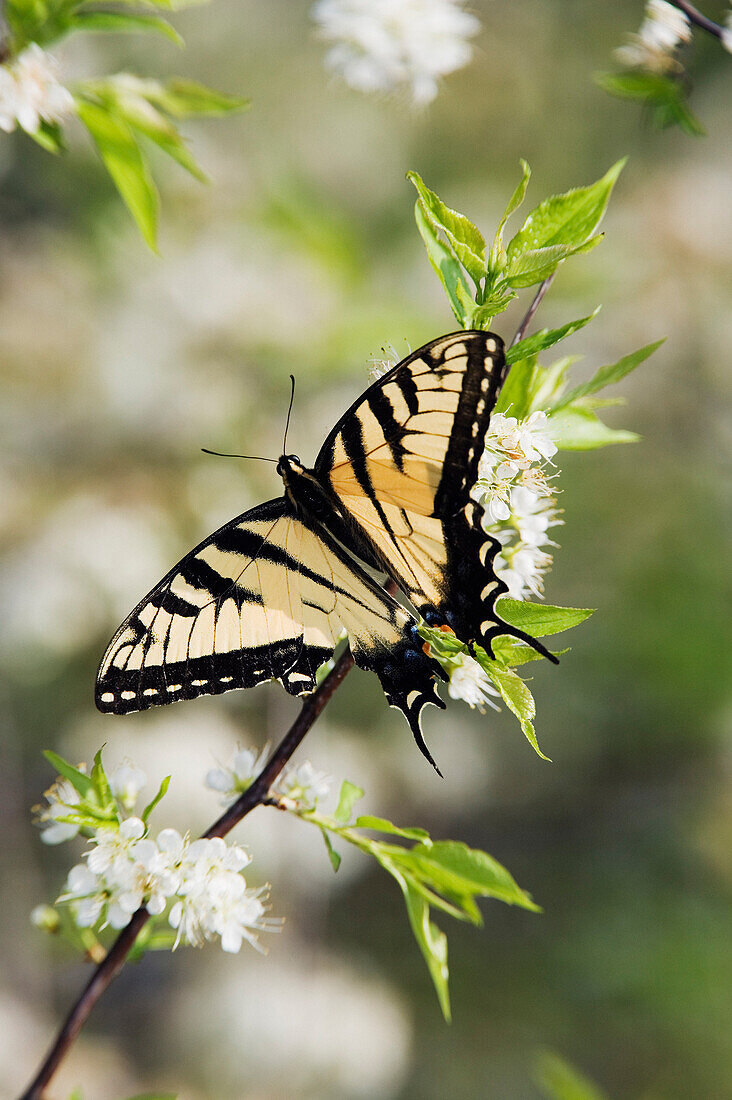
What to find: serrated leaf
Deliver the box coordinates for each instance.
[504,243,572,288]
[71,11,183,44]
[535,1050,609,1100]
[76,99,159,250]
[410,841,540,911]
[43,750,95,799]
[489,158,531,274]
[552,339,663,410]
[334,780,364,824]
[400,878,451,1021]
[320,827,341,871]
[354,816,431,841]
[506,310,600,365]
[485,664,551,760]
[471,291,517,329]
[506,160,625,266]
[414,203,469,325]
[141,775,170,823]
[496,598,594,637]
[408,171,486,287]
[547,407,639,450]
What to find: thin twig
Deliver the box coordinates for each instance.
[19,646,355,1100]
[509,272,556,348]
[671,0,724,40]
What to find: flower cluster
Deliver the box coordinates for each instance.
[474,411,561,601]
[206,750,332,813]
[615,0,691,73]
[446,651,501,712]
[59,818,275,953]
[0,44,74,135]
[312,0,480,105]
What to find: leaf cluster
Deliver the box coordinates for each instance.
[298,782,539,1020]
[596,70,704,138]
[410,160,625,329]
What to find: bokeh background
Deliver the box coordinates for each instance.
[1,1,730,1097]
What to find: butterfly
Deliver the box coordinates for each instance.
[96,330,554,768]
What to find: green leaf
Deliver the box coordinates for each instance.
[409,841,540,911]
[71,11,183,44]
[552,339,663,410]
[506,160,625,266]
[141,775,170,823]
[596,71,705,136]
[506,310,600,365]
[547,407,640,450]
[408,171,486,287]
[153,79,249,116]
[535,1050,609,1100]
[494,356,536,417]
[414,203,470,325]
[334,780,364,824]
[496,598,594,638]
[43,750,95,799]
[400,878,451,1021]
[504,243,572,288]
[489,158,531,274]
[526,356,577,412]
[320,827,341,871]
[29,119,65,153]
[354,816,431,842]
[90,748,114,808]
[485,664,550,760]
[470,290,517,329]
[76,99,159,250]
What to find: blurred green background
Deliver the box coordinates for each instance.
[1,1,730,1097]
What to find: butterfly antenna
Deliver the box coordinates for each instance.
[201,448,277,463]
[282,374,296,454]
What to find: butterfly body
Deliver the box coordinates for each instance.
[96,331,554,766]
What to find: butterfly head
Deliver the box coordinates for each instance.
[276,453,303,479]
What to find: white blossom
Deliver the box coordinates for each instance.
[109,762,147,811]
[205,745,269,805]
[312,0,480,105]
[36,777,82,845]
[273,760,332,810]
[447,653,501,712]
[0,44,74,135]
[722,11,732,55]
[615,0,691,72]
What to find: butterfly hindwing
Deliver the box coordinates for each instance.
[96,497,444,756]
[316,330,515,649]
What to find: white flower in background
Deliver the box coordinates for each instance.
[273,760,332,810]
[0,44,74,135]
[312,0,480,105]
[368,344,398,381]
[205,745,269,805]
[36,777,83,845]
[447,652,501,712]
[109,762,147,811]
[615,0,691,72]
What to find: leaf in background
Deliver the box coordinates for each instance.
[29,119,66,153]
[152,79,249,116]
[414,203,470,325]
[333,779,364,823]
[496,598,594,638]
[43,750,95,800]
[535,1050,610,1100]
[409,841,540,912]
[552,339,662,410]
[76,99,159,250]
[70,11,183,45]
[547,406,640,450]
[506,160,625,267]
[526,356,577,412]
[595,71,704,137]
[408,171,486,287]
[320,827,341,871]
[506,310,600,365]
[489,158,531,274]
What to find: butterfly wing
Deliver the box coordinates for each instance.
[315,330,541,656]
[96,497,444,761]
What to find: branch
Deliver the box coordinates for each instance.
[19,646,355,1100]
[510,272,556,348]
[671,0,724,40]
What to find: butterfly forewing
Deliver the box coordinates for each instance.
[316,330,510,645]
